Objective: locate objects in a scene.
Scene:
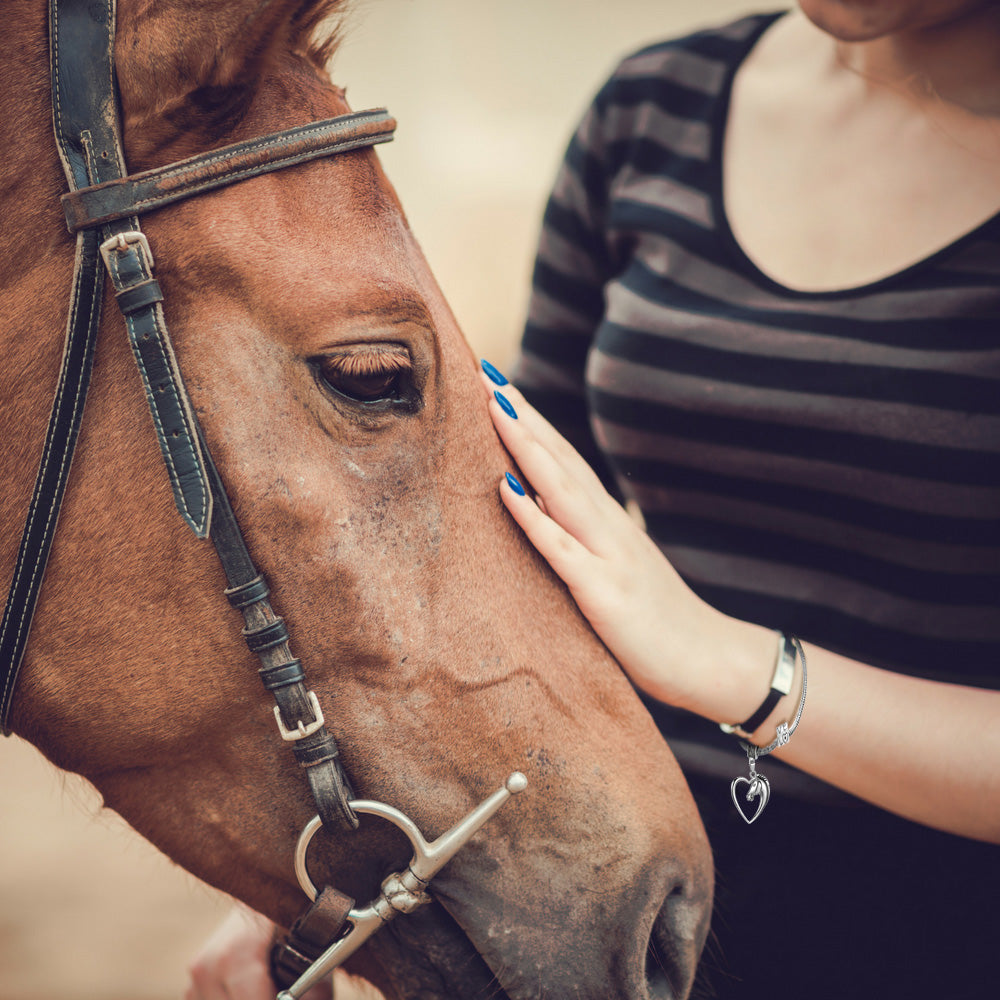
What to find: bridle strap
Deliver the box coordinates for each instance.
[0,229,102,735]
[62,110,396,233]
[3,0,396,832]
[0,0,117,734]
[98,230,212,535]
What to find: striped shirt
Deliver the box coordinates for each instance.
[514,12,1000,777]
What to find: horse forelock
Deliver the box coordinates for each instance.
[296,0,354,67]
[115,0,353,166]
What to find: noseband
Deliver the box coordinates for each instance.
[1,1,524,993]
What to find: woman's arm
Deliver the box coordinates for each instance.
[483,371,1000,844]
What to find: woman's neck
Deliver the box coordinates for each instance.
[827,6,1000,115]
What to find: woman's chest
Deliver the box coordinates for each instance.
[721,45,1000,294]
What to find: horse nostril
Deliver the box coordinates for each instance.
[645,932,675,999]
[646,881,711,1000]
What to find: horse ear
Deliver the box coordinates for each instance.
[115,0,349,162]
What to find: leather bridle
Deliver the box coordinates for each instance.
[1,1,525,994]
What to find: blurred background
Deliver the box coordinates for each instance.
[2,2,761,998]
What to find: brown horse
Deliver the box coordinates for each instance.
[0,2,712,997]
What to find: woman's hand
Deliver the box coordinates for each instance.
[480,362,1000,842]
[480,363,776,727]
[184,903,332,1000]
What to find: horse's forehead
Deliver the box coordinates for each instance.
[148,161,419,352]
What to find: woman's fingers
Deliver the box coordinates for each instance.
[492,402,612,554]
[184,905,278,1000]
[480,368,608,496]
[499,467,651,667]
[499,469,596,584]
[480,368,628,554]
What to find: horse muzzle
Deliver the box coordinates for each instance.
[424,832,712,1000]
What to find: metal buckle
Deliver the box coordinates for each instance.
[274,691,326,741]
[99,230,155,269]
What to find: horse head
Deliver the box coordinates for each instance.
[0,2,713,997]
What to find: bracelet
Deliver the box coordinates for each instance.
[728,636,807,825]
[719,630,796,736]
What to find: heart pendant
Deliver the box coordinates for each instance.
[730,773,770,824]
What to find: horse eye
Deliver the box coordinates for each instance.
[315,350,412,405]
[323,368,401,402]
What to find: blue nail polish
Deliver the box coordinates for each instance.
[481,359,509,386]
[505,472,526,496]
[494,390,518,419]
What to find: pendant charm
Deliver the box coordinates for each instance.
[731,745,770,824]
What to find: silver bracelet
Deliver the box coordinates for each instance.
[719,630,796,736]
[729,635,807,824]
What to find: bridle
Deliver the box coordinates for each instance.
[0,1,524,995]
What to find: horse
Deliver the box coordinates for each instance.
[0,2,713,997]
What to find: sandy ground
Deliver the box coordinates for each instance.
[2,3,760,998]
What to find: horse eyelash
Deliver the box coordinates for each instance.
[321,348,411,378]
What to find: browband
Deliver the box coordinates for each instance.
[62,109,396,232]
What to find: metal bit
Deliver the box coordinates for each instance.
[277,771,528,1000]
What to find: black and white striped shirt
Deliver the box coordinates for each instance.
[515,12,1000,769]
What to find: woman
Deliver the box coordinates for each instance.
[484,0,1000,995]
[187,2,1000,996]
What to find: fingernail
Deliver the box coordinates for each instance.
[494,390,518,419]
[480,359,509,386]
[505,472,526,496]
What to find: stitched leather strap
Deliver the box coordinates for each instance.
[101,233,212,535]
[0,0,118,733]
[97,229,359,827]
[0,232,102,735]
[62,110,396,232]
[203,435,358,832]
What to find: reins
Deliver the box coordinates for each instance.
[1,2,525,993]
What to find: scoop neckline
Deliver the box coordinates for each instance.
[709,11,1000,301]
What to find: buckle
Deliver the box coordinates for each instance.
[99,230,154,269]
[274,691,326,741]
